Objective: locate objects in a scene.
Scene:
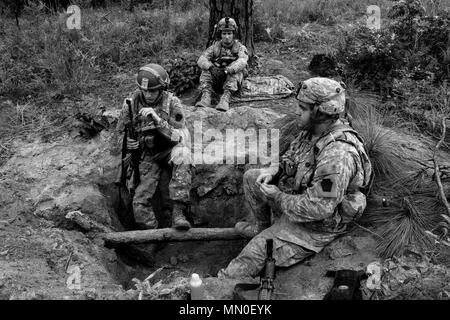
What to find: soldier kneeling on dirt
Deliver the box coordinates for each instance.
[116,63,192,230]
[196,17,249,112]
[219,77,373,279]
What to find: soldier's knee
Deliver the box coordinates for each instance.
[133,202,152,214]
[234,71,244,81]
[241,235,268,261]
[132,192,145,205]
[224,79,239,92]
[225,72,244,89]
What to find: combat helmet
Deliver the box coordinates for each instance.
[217,17,238,33]
[136,63,170,91]
[295,77,346,116]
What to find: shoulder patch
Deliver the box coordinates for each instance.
[317,176,339,198]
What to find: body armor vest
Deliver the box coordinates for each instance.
[129,91,175,154]
[212,40,241,67]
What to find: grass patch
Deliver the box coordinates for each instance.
[0,3,209,165]
[256,0,392,26]
[0,4,208,101]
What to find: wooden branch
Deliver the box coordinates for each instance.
[65,210,113,234]
[433,118,450,217]
[102,227,250,245]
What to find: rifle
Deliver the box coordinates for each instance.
[126,99,141,196]
[214,56,237,68]
[258,239,276,300]
[115,113,127,187]
[114,99,141,196]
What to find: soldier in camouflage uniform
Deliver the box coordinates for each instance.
[196,17,249,112]
[219,77,373,279]
[116,63,192,230]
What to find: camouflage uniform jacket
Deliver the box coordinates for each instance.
[197,40,249,74]
[116,90,186,154]
[262,119,373,252]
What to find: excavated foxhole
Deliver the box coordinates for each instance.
[99,181,247,290]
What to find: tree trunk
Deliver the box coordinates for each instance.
[102,227,250,245]
[208,0,254,59]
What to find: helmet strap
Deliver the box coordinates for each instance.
[310,104,337,126]
[310,104,320,123]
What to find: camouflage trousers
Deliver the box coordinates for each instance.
[199,70,244,93]
[133,151,191,229]
[218,169,315,279]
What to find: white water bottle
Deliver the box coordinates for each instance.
[190,273,205,300]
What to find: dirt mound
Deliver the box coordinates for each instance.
[1,97,448,300]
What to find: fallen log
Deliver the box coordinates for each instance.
[66,210,113,233]
[102,228,250,245]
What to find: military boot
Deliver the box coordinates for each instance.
[234,221,269,238]
[216,90,231,112]
[195,90,212,108]
[172,206,191,230]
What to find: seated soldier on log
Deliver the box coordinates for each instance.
[218,77,373,279]
[196,17,249,112]
[115,63,192,231]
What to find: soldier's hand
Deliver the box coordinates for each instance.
[256,173,273,184]
[126,138,139,150]
[139,107,155,118]
[259,183,280,200]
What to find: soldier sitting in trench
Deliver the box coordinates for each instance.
[116,63,192,231]
[195,17,249,112]
[219,77,373,279]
